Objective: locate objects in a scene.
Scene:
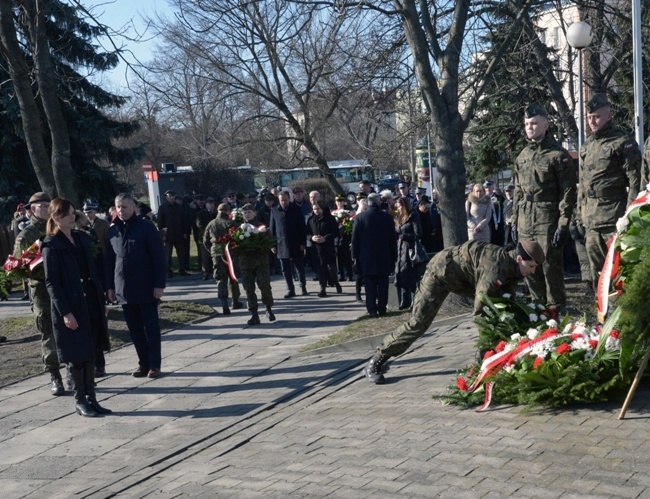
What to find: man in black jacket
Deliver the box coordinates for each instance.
[157,190,189,278]
[351,193,397,316]
[270,190,308,297]
[106,193,167,379]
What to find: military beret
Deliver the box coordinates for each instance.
[217,203,231,212]
[586,93,610,113]
[28,192,51,205]
[505,184,515,191]
[335,194,345,201]
[356,192,368,200]
[242,203,256,212]
[524,103,548,119]
[518,240,545,266]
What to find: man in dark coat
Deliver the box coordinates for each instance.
[270,190,308,297]
[362,240,545,384]
[157,190,189,278]
[351,193,397,317]
[106,193,167,379]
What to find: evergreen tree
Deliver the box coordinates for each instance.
[0,0,142,219]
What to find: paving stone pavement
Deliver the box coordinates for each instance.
[1,273,650,498]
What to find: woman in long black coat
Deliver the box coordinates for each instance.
[43,198,111,418]
[394,197,423,310]
[306,200,342,297]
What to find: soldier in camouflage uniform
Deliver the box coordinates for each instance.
[238,204,275,326]
[578,93,641,289]
[14,192,65,395]
[513,103,576,313]
[363,240,544,384]
[203,203,242,315]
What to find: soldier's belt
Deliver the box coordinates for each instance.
[524,193,556,202]
[587,187,626,198]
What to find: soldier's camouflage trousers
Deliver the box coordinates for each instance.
[239,256,273,311]
[378,257,450,358]
[585,227,616,291]
[31,285,59,371]
[214,261,241,302]
[519,231,566,312]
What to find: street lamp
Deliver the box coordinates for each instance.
[566,21,593,160]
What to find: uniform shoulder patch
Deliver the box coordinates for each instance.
[625,142,635,150]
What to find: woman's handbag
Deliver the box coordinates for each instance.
[409,241,428,264]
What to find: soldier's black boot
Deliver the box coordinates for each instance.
[232,300,243,310]
[70,363,96,417]
[318,287,327,298]
[362,351,389,384]
[266,307,276,322]
[49,368,65,396]
[85,363,111,415]
[221,298,231,315]
[247,310,260,326]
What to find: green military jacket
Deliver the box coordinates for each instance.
[13,216,47,286]
[513,133,576,235]
[431,240,523,315]
[204,213,235,261]
[579,121,641,230]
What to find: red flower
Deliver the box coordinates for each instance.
[571,333,582,341]
[610,330,620,340]
[556,343,571,355]
[3,255,21,272]
[483,350,495,360]
[456,377,468,391]
[545,309,557,319]
[588,339,598,349]
[533,357,544,369]
[517,338,529,348]
[496,341,507,352]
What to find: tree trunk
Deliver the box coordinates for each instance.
[23,0,78,205]
[0,0,56,197]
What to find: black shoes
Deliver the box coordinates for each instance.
[301,287,308,296]
[232,300,243,310]
[221,298,231,315]
[362,352,389,384]
[284,291,296,299]
[50,371,65,396]
[335,283,343,294]
[75,401,97,417]
[132,367,148,378]
[266,309,276,321]
[0,335,6,343]
[178,271,189,276]
[87,396,112,415]
[94,367,106,377]
[317,289,327,298]
[248,311,261,326]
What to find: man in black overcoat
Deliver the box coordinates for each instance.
[106,193,167,378]
[351,193,397,316]
[270,190,308,297]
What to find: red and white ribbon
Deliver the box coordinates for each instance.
[224,242,238,282]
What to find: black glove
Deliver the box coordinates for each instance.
[552,228,570,247]
[511,226,518,244]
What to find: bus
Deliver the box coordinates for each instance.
[254,160,377,198]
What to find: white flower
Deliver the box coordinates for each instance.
[572,324,587,336]
[571,337,590,351]
[502,293,511,299]
[605,336,621,351]
[238,235,245,240]
[536,304,545,311]
[503,365,514,373]
[616,216,629,234]
[244,232,251,238]
[526,328,539,340]
[511,333,522,341]
[546,319,558,328]
[258,226,267,232]
[530,342,552,358]
[529,313,538,322]
[504,343,516,353]
[620,242,628,251]
[516,292,524,298]
[539,314,547,321]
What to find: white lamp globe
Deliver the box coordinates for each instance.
[566,21,593,49]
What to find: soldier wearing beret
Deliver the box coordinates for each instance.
[14,192,66,395]
[363,240,545,384]
[513,103,576,314]
[579,93,641,289]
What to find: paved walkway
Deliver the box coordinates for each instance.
[1,274,649,498]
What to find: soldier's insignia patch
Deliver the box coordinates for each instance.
[495,280,503,287]
[562,157,569,164]
[625,143,635,150]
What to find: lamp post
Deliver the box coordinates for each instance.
[566,21,593,160]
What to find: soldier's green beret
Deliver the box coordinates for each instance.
[586,93,610,113]
[524,103,548,119]
[242,203,255,212]
[518,240,545,265]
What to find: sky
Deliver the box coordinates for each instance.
[79,0,178,91]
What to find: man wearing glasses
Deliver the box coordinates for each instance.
[14,192,66,396]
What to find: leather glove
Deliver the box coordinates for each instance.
[552,228,570,248]
[511,226,518,244]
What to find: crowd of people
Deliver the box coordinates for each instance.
[5,91,650,409]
